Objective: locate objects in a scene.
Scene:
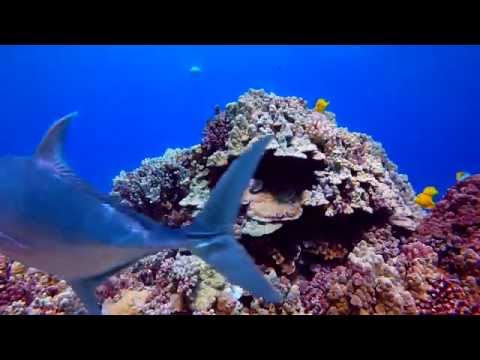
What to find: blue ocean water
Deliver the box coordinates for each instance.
[0,45,478,197]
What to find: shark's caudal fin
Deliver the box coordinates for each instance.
[186,136,283,304]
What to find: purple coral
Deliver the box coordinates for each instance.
[408,175,480,314]
[201,110,232,157]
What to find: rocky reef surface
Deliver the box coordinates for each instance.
[1,90,478,315]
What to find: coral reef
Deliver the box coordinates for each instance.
[1,90,478,315]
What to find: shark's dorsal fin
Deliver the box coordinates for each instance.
[35,112,78,165]
[33,112,90,190]
[33,114,105,199]
[34,113,159,231]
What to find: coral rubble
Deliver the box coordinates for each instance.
[1,89,478,315]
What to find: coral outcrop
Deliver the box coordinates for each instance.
[104,89,429,314]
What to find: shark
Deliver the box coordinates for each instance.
[0,113,282,314]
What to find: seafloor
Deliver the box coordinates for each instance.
[1,89,479,315]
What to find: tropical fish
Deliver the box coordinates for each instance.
[422,186,439,197]
[0,113,282,314]
[315,98,330,113]
[415,193,436,209]
[415,186,439,209]
[456,171,471,182]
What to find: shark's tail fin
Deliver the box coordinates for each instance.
[185,136,283,304]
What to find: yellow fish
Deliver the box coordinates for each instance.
[315,98,330,113]
[415,193,436,209]
[415,186,439,209]
[456,171,471,182]
[422,186,439,197]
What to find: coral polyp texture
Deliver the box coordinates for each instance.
[1,89,479,315]
[0,254,84,315]
[409,174,480,314]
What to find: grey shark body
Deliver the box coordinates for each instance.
[0,113,282,314]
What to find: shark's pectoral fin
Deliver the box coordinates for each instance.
[67,257,143,315]
[68,276,105,315]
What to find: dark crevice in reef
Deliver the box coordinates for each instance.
[206,150,325,192]
[451,223,468,237]
[240,207,391,281]
[239,295,255,308]
[206,165,228,188]
[255,151,326,192]
[391,222,414,242]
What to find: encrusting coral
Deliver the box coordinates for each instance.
[1,89,478,315]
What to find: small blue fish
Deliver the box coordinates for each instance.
[0,113,282,314]
[189,65,202,75]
